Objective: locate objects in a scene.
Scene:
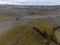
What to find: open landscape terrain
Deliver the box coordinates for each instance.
[0,5,60,45]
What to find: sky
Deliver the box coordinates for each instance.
[0,0,60,5]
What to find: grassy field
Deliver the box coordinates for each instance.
[0,24,46,45]
[0,5,59,45]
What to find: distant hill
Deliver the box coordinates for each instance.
[0,4,60,16]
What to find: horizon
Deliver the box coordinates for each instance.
[0,0,60,5]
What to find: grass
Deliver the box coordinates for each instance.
[0,24,46,45]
